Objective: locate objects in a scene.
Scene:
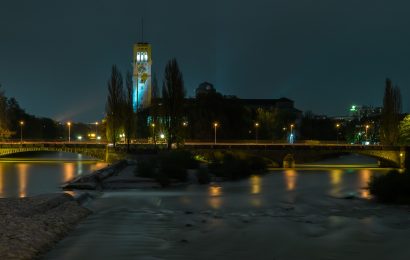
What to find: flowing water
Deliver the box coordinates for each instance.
[44,154,410,260]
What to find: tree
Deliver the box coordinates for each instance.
[162,58,186,148]
[399,115,410,145]
[105,65,124,147]
[380,78,402,145]
[124,71,135,151]
[150,73,161,142]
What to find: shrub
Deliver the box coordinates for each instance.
[159,155,187,182]
[157,151,199,182]
[369,170,410,204]
[197,168,211,184]
[248,156,268,174]
[208,154,267,181]
[135,159,157,178]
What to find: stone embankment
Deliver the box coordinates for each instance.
[0,193,91,260]
[63,160,163,190]
[62,160,129,190]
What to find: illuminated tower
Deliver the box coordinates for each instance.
[133,43,152,111]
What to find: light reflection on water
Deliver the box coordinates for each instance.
[359,169,372,199]
[250,175,261,194]
[202,155,387,208]
[18,164,28,198]
[0,152,106,198]
[284,169,297,191]
[208,185,222,209]
[329,169,343,197]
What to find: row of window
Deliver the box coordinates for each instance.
[137,52,148,62]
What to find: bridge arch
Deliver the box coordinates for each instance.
[185,144,407,168]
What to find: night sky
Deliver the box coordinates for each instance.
[1,0,409,122]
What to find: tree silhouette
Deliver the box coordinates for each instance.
[162,58,185,148]
[380,78,401,145]
[105,65,124,147]
[124,71,134,151]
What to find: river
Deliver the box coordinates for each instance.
[44,154,410,260]
[0,151,106,198]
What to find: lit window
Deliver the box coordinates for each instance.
[145,52,148,61]
[137,52,140,62]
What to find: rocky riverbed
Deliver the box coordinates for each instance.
[0,193,91,260]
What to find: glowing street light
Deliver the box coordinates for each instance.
[365,125,370,141]
[95,122,99,143]
[19,121,24,143]
[67,122,71,142]
[336,123,340,144]
[213,122,219,144]
[289,124,295,144]
[151,123,156,145]
[182,121,188,142]
[254,122,259,143]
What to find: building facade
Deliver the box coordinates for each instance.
[133,42,152,111]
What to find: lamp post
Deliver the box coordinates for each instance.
[67,122,71,142]
[254,122,259,143]
[95,122,99,143]
[151,123,156,145]
[365,125,369,142]
[183,121,188,142]
[19,121,24,143]
[213,122,218,144]
[289,124,294,144]
[336,123,340,144]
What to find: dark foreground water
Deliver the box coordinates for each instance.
[43,154,410,260]
[0,152,106,198]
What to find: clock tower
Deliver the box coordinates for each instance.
[132,42,152,111]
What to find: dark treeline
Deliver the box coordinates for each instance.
[0,84,98,141]
[0,84,61,140]
[148,90,299,142]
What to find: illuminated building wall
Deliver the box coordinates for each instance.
[133,43,152,111]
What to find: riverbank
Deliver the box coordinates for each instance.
[0,193,91,259]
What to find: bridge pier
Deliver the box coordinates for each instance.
[283,154,295,168]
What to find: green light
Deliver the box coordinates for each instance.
[350,105,356,112]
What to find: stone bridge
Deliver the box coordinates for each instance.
[0,142,408,168]
[184,143,409,168]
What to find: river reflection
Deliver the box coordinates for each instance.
[284,169,297,191]
[359,169,372,198]
[208,185,222,209]
[201,155,387,209]
[0,152,106,198]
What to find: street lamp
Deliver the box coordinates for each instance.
[213,122,218,144]
[67,122,71,142]
[365,125,370,141]
[254,122,259,143]
[336,123,340,144]
[151,123,156,145]
[182,121,188,142]
[95,122,99,143]
[19,121,24,143]
[289,124,294,144]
